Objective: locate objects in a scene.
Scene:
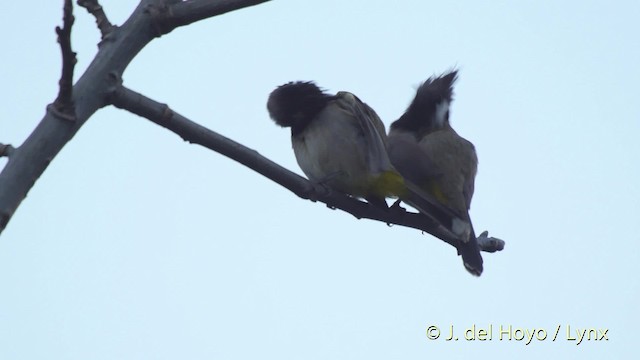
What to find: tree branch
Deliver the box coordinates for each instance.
[78,0,115,39]
[0,0,269,234]
[52,0,77,122]
[109,84,504,253]
[162,0,272,33]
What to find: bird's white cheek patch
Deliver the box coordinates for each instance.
[434,101,449,128]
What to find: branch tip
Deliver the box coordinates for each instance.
[53,0,77,122]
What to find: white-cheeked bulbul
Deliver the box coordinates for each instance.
[388,70,483,275]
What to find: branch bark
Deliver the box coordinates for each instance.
[0,144,15,158]
[162,0,272,33]
[78,0,115,39]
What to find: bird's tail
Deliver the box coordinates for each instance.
[400,180,464,235]
[400,183,483,276]
[458,223,483,276]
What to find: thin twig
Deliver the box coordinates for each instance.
[109,84,504,254]
[77,0,114,38]
[52,0,77,122]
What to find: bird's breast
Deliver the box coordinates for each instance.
[291,116,372,196]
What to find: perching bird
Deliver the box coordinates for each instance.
[266,81,405,206]
[266,81,475,271]
[387,70,483,275]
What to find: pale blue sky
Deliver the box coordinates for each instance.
[1,1,638,359]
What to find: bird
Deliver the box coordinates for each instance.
[266,81,404,207]
[387,70,483,276]
[267,81,477,274]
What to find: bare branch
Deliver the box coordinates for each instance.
[0,0,274,235]
[0,144,16,158]
[78,0,115,38]
[109,84,504,254]
[153,0,272,35]
[171,0,271,24]
[0,1,160,234]
[52,0,77,122]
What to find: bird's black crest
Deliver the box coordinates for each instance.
[391,70,458,134]
[267,81,334,135]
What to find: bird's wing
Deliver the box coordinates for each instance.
[334,91,392,175]
[387,131,444,182]
[461,139,478,210]
[387,130,476,240]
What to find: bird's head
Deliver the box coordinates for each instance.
[267,81,333,134]
[391,70,458,136]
